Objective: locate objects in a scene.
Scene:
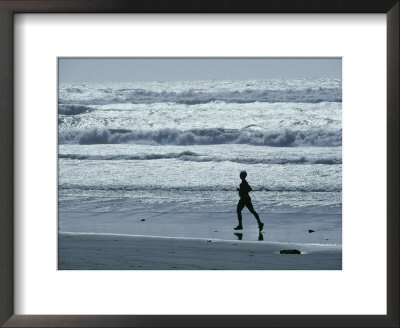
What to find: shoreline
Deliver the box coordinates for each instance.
[60,231,342,248]
[59,206,342,245]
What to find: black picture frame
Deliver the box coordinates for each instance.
[0,1,398,327]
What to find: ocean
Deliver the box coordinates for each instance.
[58,77,342,242]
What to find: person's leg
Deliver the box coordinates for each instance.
[246,200,262,225]
[248,201,264,231]
[236,200,245,228]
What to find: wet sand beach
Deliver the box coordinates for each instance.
[59,232,342,270]
[58,206,341,270]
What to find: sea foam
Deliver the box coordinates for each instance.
[58,127,342,147]
[59,87,342,106]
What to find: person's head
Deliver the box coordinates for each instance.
[240,170,247,180]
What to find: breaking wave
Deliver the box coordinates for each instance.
[58,127,342,147]
[59,151,341,165]
[59,104,93,115]
[59,151,199,161]
[59,87,342,106]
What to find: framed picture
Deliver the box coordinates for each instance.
[1,0,398,327]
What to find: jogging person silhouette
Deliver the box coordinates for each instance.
[234,170,264,231]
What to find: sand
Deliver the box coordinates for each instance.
[58,233,341,270]
[58,205,341,270]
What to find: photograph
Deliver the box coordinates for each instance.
[58,58,342,270]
